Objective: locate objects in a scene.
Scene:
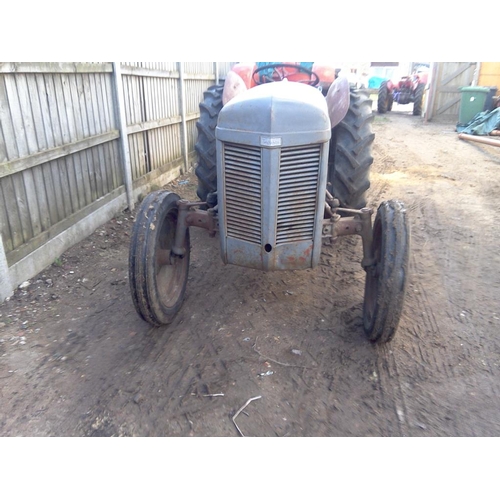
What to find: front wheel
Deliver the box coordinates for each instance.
[363,200,410,343]
[129,191,190,326]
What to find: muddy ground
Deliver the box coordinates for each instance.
[1,102,500,437]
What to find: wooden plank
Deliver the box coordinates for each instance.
[99,75,112,194]
[67,73,85,210]
[143,73,151,123]
[94,73,110,196]
[75,73,93,207]
[15,68,43,241]
[153,76,159,121]
[40,160,58,229]
[89,73,104,201]
[19,167,41,241]
[17,74,44,243]
[56,157,72,218]
[5,74,35,243]
[103,143,115,192]
[0,120,8,164]
[98,73,111,132]
[5,74,28,157]
[149,127,158,171]
[112,140,123,188]
[120,66,180,79]
[121,74,136,182]
[26,74,47,150]
[126,114,192,135]
[131,154,185,191]
[59,74,80,142]
[28,74,58,227]
[101,72,117,194]
[0,75,17,163]
[33,75,59,226]
[101,139,112,195]
[436,87,462,94]
[440,63,475,87]
[122,74,132,126]
[53,73,71,144]
[43,74,64,147]
[81,73,98,202]
[94,72,107,132]
[0,179,14,252]
[135,76,148,178]
[0,130,120,179]
[106,68,121,192]
[11,172,32,244]
[52,76,72,216]
[0,62,112,74]
[104,72,116,129]
[128,134,138,181]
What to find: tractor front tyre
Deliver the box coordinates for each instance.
[413,83,425,116]
[195,84,224,202]
[387,91,393,111]
[129,191,190,326]
[328,88,375,209]
[377,80,390,113]
[363,200,410,343]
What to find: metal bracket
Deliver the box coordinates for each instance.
[322,206,375,270]
[172,200,219,256]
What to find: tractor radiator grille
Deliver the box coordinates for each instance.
[276,145,321,244]
[224,143,262,244]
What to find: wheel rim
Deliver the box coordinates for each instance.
[154,211,188,309]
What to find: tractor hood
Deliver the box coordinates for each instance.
[216,81,331,146]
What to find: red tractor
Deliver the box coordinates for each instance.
[377,70,428,116]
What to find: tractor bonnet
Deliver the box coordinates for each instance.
[215,81,331,272]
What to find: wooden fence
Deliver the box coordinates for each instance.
[0,62,233,300]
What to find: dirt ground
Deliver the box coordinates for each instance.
[1,101,500,437]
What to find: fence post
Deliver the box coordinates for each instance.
[0,233,13,302]
[177,62,189,174]
[112,62,135,211]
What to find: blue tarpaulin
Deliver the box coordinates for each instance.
[368,76,386,89]
[456,108,500,135]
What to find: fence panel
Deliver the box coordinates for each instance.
[0,64,122,264]
[0,61,235,301]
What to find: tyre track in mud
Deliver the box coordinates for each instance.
[371,113,500,435]
[0,120,444,436]
[3,111,500,436]
[370,121,452,433]
[76,226,395,436]
[371,127,474,435]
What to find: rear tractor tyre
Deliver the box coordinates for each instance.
[413,83,425,116]
[129,191,190,326]
[377,80,390,113]
[195,84,224,202]
[328,88,375,209]
[363,200,410,343]
[387,91,393,112]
